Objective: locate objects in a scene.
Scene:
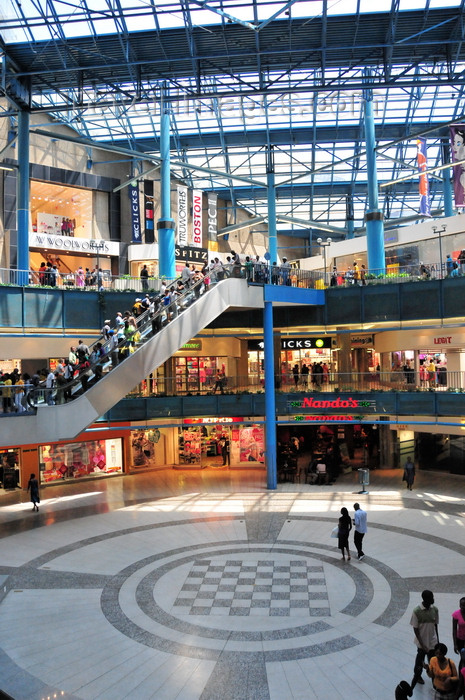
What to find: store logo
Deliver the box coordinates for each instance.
[293,415,365,422]
[184,417,243,424]
[192,191,203,247]
[290,397,375,409]
[31,233,114,254]
[351,335,374,346]
[434,336,452,344]
[181,341,202,350]
[282,338,331,349]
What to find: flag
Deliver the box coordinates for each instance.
[416,137,430,217]
[450,125,465,208]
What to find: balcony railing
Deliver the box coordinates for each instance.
[2,260,460,291]
[122,369,465,398]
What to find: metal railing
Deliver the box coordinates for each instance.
[0,267,176,292]
[122,369,465,398]
[1,368,464,416]
[323,261,464,288]
[1,261,463,291]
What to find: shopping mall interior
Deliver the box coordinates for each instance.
[2,1,465,698]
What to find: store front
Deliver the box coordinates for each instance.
[376,329,465,389]
[128,243,210,281]
[0,448,20,489]
[129,337,241,397]
[130,427,170,469]
[390,422,465,475]
[248,337,334,388]
[178,419,265,467]
[38,436,123,483]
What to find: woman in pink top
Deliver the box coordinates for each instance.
[453,597,465,654]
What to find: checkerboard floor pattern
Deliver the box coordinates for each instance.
[172,559,330,617]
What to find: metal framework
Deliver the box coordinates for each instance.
[1,0,465,241]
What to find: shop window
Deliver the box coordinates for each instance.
[30,181,107,239]
[38,438,122,483]
[130,428,166,468]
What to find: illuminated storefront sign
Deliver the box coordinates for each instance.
[248,337,332,351]
[183,417,244,424]
[292,415,365,422]
[180,340,203,351]
[289,397,376,410]
[282,337,332,349]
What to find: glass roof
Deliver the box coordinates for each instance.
[2,0,464,42]
[1,0,464,236]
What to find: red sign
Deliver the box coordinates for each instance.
[294,415,355,422]
[183,417,243,424]
[434,336,452,345]
[302,397,360,408]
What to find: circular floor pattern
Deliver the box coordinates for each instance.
[100,539,409,661]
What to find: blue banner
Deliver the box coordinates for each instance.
[417,137,430,217]
[129,183,141,243]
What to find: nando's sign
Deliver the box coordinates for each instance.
[289,396,376,412]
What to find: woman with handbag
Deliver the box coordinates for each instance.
[424,642,458,699]
[338,506,352,562]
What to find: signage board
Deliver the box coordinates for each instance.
[29,232,120,256]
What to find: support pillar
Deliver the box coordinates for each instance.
[157,89,175,280]
[346,195,355,239]
[17,109,30,284]
[336,332,352,385]
[264,300,277,489]
[364,90,385,274]
[267,146,278,265]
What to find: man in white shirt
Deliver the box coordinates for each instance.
[181,262,192,287]
[45,369,56,405]
[352,503,367,560]
[410,590,439,688]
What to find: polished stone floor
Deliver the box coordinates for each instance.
[0,466,464,700]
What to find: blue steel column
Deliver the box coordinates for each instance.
[346,194,355,239]
[363,90,385,273]
[442,143,454,218]
[264,299,277,490]
[267,146,278,264]
[157,88,175,279]
[17,109,30,283]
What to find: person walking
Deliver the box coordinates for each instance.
[140,264,149,291]
[338,507,352,561]
[27,473,40,512]
[403,456,415,490]
[352,502,367,560]
[292,363,300,388]
[301,363,309,388]
[424,642,457,699]
[452,597,465,655]
[410,589,439,688]
[220,436,230,465]
[213,370,225,394]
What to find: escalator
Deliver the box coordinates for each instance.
[0,278,264,447]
